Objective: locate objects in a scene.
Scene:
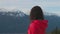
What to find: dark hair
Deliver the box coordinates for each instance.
[30,6,44,21]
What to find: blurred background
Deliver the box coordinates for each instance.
[0,0,60,34]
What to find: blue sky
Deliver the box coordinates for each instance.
[0,0,60,15]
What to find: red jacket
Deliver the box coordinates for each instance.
[28,20,48,34]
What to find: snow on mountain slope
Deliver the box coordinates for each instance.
[0,9,60,17]
[0,9,26,17]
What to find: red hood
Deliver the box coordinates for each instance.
[31,20,48,28]
[28,20,48,34]
[31,20,48,23]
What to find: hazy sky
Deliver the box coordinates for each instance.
[0,0,60,15]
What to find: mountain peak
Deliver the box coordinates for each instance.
[0,9,26,17]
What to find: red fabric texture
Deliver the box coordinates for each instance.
[28,20,48,34]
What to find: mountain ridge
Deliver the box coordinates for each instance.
[0,9,60,17]
[0,9,60,33]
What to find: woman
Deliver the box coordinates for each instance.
[28,6,48,34]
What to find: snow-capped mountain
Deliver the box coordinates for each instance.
[0,9,60,33]
[0,8,8,12]
[0,8,60,17]
[0,9,26,17]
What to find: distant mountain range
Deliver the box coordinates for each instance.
[0,9,60,33]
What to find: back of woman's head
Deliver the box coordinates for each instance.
[30,6,44,21]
